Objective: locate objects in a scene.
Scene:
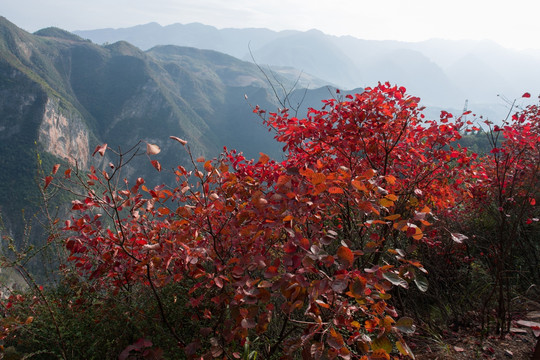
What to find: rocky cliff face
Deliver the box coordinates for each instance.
[38,98,90,168]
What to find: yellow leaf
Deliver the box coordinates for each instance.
[371,335,392,353]
[380,198,394,207]
[396,340,412,357]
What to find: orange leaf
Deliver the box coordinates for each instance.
[258,153,270,165]
[360,168,376,179]
[383,315,395,332]
[351,179,367,192]
[384,214,401,221]
[328,186,344,194]
[371,349,390,360]
[158,207,170,215]
[409,225,423,240]
[52,164,60,175]
[337,246,354,268]
[384,175,396,185]
[312,183,327,195]
[282,215,293,222]
[311,172,326,185]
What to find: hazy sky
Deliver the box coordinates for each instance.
[3,0,540,50]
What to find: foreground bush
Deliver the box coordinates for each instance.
[1,84,538,359]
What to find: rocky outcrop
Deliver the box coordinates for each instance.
[38,98,90,168]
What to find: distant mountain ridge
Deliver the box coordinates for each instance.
[75,21,540,114]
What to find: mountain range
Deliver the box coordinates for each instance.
[74,21,540,115]
[0,16,358,247]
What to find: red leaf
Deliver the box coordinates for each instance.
[151,160,162,172]
[92,143,107,157]
[51,164,60,174]
[522,92,531,98]
[44,176,53,190]
[264,266,278,278]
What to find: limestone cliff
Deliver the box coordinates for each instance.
[38,98,90,168]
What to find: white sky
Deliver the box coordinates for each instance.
[3,0,540,50]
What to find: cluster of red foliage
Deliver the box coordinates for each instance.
[4,84,538,359]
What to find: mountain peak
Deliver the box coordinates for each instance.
[104,40,145,56]
[34,27,87,42]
